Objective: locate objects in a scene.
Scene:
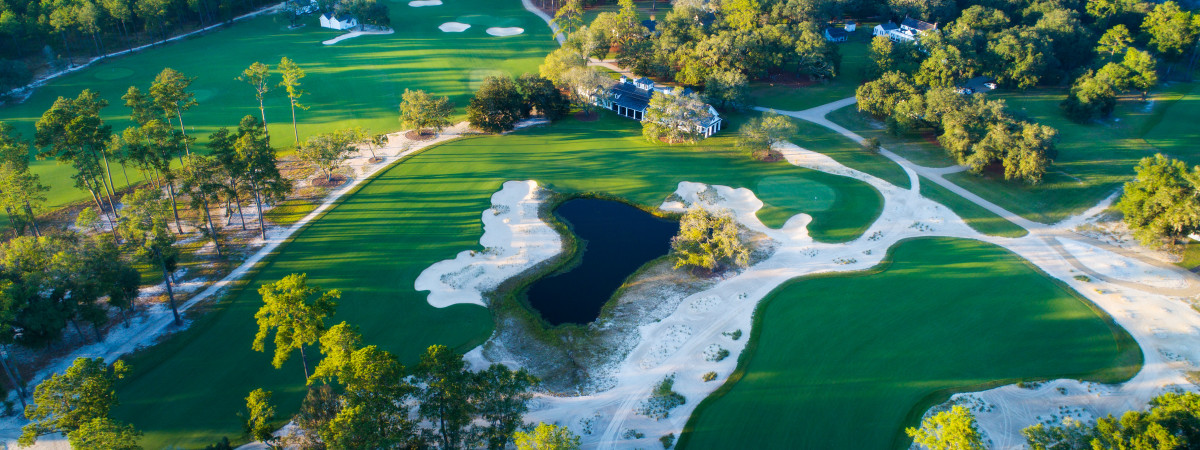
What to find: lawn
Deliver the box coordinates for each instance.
[788,118,911,189]
[918,176,1027,238]
[827,105,958,168]
[110,112,884,449]
[830,82,1199,224]
[0,0,556,216]
[680,237,1142,450]
[748,24,873,112]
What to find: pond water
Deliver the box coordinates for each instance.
[525,198,679,325]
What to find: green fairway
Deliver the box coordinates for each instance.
[831,83,1199,224]
[827,106,958,168]
[787,118,911,189]
[918,176,1027,238]
[0,0,556,214]
[111,112,883,449]
[749,25,873,112]
[680,237,1141,450]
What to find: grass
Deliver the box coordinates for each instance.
[787,118,910,189]
[748,25,873,112]
[0,0,557,215]
[830,82,1200,224]
[1176,239,1200,271]
[261,197,319,227]
[110,111,883,449]
[827,106,957,168]
[918,176,1028,238]
[679,237,1142,450]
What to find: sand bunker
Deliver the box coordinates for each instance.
[408,0,441,5]
[439,22,470,32]
[486,27,524,36]
[414,180,562,308]
[1058,238,1189,289]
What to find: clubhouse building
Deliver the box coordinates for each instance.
[595,76,724,138]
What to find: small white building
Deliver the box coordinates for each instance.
[319,13,358,30]
[845,21,857,32]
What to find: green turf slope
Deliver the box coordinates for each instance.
[680,237,1141,450]
[111,113,883,448]
[0,0,555,213]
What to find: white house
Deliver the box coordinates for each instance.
[873,17,937,43]
[319,13,358,30]
[845,21,857,32]
[594,76,723,138]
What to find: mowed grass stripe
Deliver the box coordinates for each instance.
[0,0,555,214]
[112,113,883,448]
[680,237,1141,450]
[918,176,1028,238]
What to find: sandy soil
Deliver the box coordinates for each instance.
[438,22,471,32]
[422,139,1200,449]
[1059,238,1188,289]
[486,27,525,36]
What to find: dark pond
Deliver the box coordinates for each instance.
[525,198,679,325]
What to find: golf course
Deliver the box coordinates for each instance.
[6,0,1200,447]
[110,113,885,448]
[0,0,554,213]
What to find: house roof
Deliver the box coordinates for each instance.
[900,17,936,31]
[825,28,849,39]
[611,82,653,112]
[877,21,898,31]
[641,19,656,33]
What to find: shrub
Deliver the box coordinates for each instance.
[702,371,717,382]
[660,433,676,449]
[636,374,686,420]
[862,137,880,153]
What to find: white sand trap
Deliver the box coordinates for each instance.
[408,0,441,5]
[414,180,562,308]
[486,27,524,36]
[439,22,470,32]
[1058,237,1189,289]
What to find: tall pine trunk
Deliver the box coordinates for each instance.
[165,180,184,233]
[251,179,266,239]
[0,349,26,409]
[23,202,39,237]
[155,247,182,326]
[176,111,191,154]
[201,197,222,257]
[290,101,299,144]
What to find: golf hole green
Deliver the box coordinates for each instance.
[94,67,134,80]
[756,175,836,213]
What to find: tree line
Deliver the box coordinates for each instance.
[857,71,1058,183]
[907,391,1200,449]
[244,273,572,449]
[0,0,276,92]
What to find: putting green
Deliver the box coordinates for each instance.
[0,0,555,219]
[755,175,836,214]
[680,237,1141,450]
[111,112,884,449]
